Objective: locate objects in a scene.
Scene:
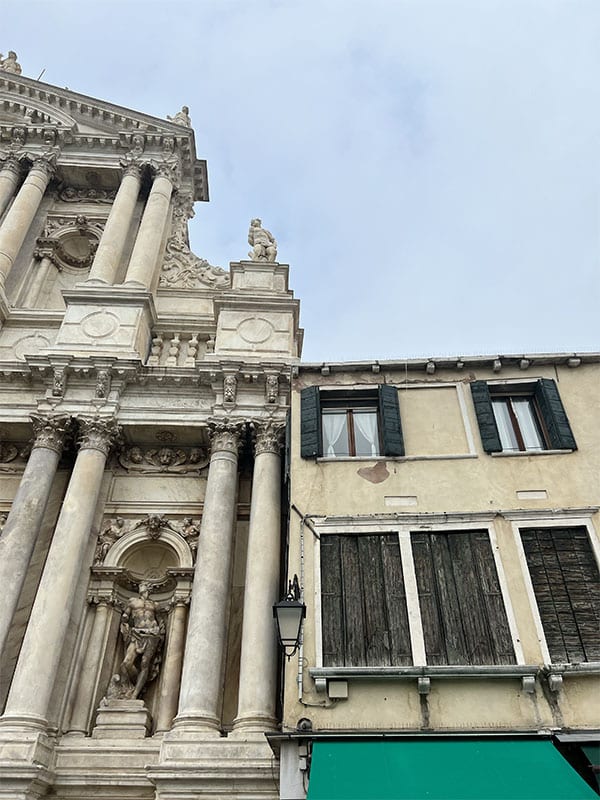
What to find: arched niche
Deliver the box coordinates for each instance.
[104,528,194,573]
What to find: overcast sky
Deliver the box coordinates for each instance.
[5,0,599,361]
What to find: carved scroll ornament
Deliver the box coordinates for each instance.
[118,445,209,473]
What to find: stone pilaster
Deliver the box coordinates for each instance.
[124,162,177,289]
[0,155,22,218]
[0,157,56,286]
[0,414,71,655]
[0,417,119,730]
[155,599,189,733]
[87,162,142,284]
[233,420,285,733]
[173,420,244,734]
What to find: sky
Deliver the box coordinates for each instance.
[4,0,599,362]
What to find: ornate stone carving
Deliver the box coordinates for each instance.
[59,186,117,204]
[159,194,229,290]
[31,413,71,454]
[167,105,191,127]
[162,136,175,154]
[265,374,279,404]
[252,420,285,456]
[52,367,66,397]
[118,446,208,473]
[0,152,21,177]
[207,420,245,455]
[94,517,126,564]
[0,442,19,463]
[130,133,145,156]
[179,517,200,557]
[96,369,111,398]
[248,218,277,262]
[107,583,165,700]
[31,155,57,180]
[38,214,102,270]
[77,417,121,456]
[223,375,237,405]
[0,51,22,75]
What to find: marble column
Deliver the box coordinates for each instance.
[67,596,114,735]
[0,414,70,656]
[0,155,22,218]
[174,421,243,733]
[155,600,188,733]
[123,164,175,288]
[1,418,119,729]
[0,157,56,286]
[233,421,284,733]
[87,163,142,284]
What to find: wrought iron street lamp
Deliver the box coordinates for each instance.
[273,574,306,659]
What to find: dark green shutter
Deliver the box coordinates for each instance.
[470,381,502,453]
[378,384,404,456]
[284,409,291,480]
[300,386,322,458]
[535,378,577,450]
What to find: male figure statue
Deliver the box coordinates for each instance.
[248,218,277,262]
[118,582,164,699]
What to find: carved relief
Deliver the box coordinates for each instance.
[31,413,71,454]
[13,332,51,361]
[94,517,127,564]
[159,194,229,290]
[59,186,117,204]
[265,374,279,404]
[118,446,209,473]
[96,369,111,398]
[52,367,66,397]
[0,442,19,463]
[252,420,285,456]
[223,374,237,405]
[38,215,104,271]
[80,309,120,339]
[94,514,200,565]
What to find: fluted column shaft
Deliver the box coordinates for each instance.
[67,599,113,734]
[124,170,174,288]
[155,601,188,733]
[175,422,242,732]
[0,156,21,218]
[234,422,284,732]
[0,415,70,655]
[1,418,119,729]
[87,165,142,284]
[0,158,54,286]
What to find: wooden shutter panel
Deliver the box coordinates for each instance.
[535,378,577,451]
[284,410,291,480]
[378,384,404,457]
[300,386,322,458]
[470,381,502,453]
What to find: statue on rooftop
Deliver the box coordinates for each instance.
[0,52,22,75]
[248,218,277,262]
[167,105,191,127]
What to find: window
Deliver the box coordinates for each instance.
[301,385,404,459]
[520,527,600,663]
[320,530,516,667]
[470,379,576,454]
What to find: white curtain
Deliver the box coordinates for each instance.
[492,400,519,451]
[513,399,544,450]
[354,411,379,456]
[322,413,347,456]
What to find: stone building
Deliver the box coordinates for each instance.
[0,60,301,798]
[278,356,600,798]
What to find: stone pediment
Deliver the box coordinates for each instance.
[0,73,208,201]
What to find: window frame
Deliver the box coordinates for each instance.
[510,516,600,666]
[313,518,524,671]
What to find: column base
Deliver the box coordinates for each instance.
[230,712,279,736]
[0,722,53,797]
[168,712,222,738]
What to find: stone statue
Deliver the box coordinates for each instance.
[248,218,277,262]
[94,517,126,563]
[0,52,22,75]
[115,583,164,700]
[167,105,191,127]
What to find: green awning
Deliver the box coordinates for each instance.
[306,739,598,800]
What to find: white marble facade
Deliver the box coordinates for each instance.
[0,65,301,799]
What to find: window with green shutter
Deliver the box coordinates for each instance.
[470,379,576,454]
[300,385,404,459]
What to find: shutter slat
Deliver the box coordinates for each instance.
[470,381,502,453]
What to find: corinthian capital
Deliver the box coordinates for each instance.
[31,413,72,454]
[77,416,122,456]
[252,420,285,456]
[207,419,245,456]
[0,152,22,177]
[31,154,57,180]
[151,158,181,187]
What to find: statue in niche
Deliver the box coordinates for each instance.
[167,105,191,127]
[180,517,200,558]
[248,218,277,262]
[94,517,126,563]
[0,51,22,75]
[108,583,165,700]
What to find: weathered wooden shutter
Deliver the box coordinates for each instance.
[535,378,577,450]
[378,384,404,457]
[521,527,600,663]
[320,534,411,667]
[411,531,515,665]
[284,410,291,481]
[470,381,502,453]
[300,386,322,458]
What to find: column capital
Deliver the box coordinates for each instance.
[251,419,285,456]
[149,157,181,187]
[31,413,72,454]
[207,419,245,456]
[76,416,121,456]
[0,151,22,177]
[119,156,143,180]
[30,154,58,180]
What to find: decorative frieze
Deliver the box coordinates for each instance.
[59,186,117,204]
[118,445,209,473]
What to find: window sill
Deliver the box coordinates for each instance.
[310,665,540,697]
[316,453,478,463]
[490,449,574,458]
